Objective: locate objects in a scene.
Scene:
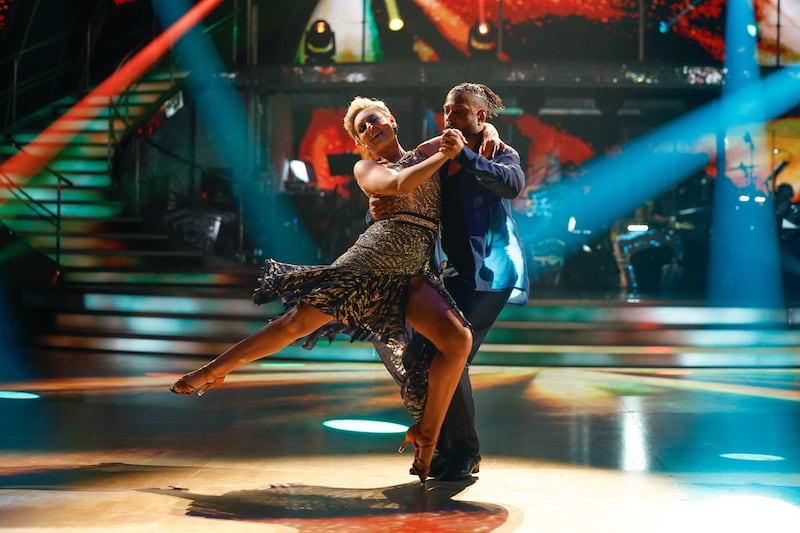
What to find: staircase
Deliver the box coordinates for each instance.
[1,71,286,361]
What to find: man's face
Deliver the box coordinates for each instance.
[443,90,485,137]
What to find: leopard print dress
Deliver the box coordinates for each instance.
[253,149,468,420]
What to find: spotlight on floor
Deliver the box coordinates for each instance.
[720,452,785,461]
[323,419,408,434]
[0,391,41,400]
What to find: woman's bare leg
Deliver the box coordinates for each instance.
[401,277,472,480]
[171,304,332,394]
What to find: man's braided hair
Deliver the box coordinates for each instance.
[450,82,504,117]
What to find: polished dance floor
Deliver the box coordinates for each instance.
[1,352,799,532]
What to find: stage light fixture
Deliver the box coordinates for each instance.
[285,159,315,192]
[304,19,336,65]
[385,0,404,31]
[288,160,310,183]
[468,19,497,59]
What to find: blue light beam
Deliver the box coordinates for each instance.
[151,1,318,263]
[706,0,782,307]
[537,62,800,304]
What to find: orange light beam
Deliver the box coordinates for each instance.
[0,0,224,190]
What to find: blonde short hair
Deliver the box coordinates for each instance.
[343,96,392,142]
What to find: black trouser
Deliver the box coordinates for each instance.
[438,281,512,458]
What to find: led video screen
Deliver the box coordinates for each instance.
[297,0,799,66]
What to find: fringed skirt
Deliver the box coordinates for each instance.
[253,219,468,420]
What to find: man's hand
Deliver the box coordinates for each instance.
[440,128,466,160]
[368,194,401,220]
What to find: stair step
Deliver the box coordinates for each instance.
[3,215,146,233]
[50,249,203,268]
[147,71,189,82]
[24,173,112,188]
[23,288,264,315]
[496,301,791,326]
[2,161,109,180]
[22,233,170,250]
[0,186,117,203]
[3,131,111,146]
[483,325,800,348]
[85,92,165,106]
[37,118,130,134]
[79,291,257,314]
[48,104,152,121]
[130,80,180,92]
[474,343,800,367]
[0,199,123,217]
[60,268,254,286]
[32,332,375,359]
[44,159,109,173]
[54,313,263,338]
[0,144,111,159]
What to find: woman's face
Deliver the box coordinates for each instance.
[353,106,396,153]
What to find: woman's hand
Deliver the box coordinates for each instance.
[480,122,506,158]
[439,128,466,160]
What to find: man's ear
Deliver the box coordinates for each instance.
[476,109,487,125]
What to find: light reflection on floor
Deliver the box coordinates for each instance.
[0,356,798,532]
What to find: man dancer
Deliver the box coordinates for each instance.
[372,82,529,481]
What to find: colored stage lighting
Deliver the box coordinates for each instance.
[468,19,497,58]
[0,0,224,188]
[537,64,800,299]
[385,0,404,31]
[304,19,336,64]
[706,0,780,307]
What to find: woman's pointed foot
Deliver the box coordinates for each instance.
[398,423,436,484]
[170,366,225,396]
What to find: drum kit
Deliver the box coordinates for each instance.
[522,172,715,295]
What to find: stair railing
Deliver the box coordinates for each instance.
[104,6,238,153]
[0,141,74,280]
[0,27,92,129]
[103,7,241,229]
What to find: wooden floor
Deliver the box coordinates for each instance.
[1,351,799,532]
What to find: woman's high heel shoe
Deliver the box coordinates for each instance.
[398,423,436,483]
[170,366,225,396]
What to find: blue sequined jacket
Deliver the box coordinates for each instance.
[439,144,530,304]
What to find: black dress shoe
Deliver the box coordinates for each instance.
[437,454,481,481]
[428,451,449,478]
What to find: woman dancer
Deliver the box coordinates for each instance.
[171,96,483,482]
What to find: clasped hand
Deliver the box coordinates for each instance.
[439,128,466,159]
